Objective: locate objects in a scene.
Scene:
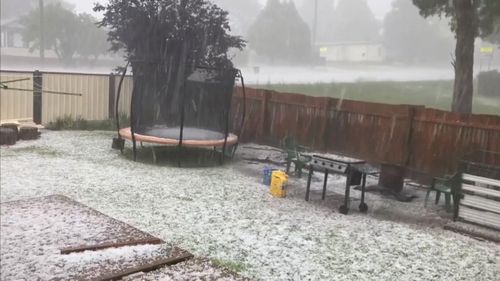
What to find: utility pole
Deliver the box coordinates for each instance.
[312,0,318,47]
[39,0,45,65]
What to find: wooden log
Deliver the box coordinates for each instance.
[0,123,19,140]
[0,128,17,145]
[19,126,39,140]
[94,252,194,281]
[60,237,164,255]
[444,224,500,243]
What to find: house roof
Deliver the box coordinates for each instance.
[0,18,23,30]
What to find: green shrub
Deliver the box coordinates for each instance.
[46,113,129,131]
[477,70,500,98]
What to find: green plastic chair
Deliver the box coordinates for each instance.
[282,136,312,178]
[424,173,459,212]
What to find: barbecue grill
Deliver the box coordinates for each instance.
[306,155,378,214]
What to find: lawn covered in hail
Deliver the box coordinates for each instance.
[1,130,498,281]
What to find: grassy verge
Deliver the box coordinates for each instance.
[6,146,63,157]
[261,80,500,116]
[45,114,129,131]
[211,258,246,273]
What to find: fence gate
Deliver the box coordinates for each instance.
[455,152,500,231]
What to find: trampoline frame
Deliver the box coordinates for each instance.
[119,127,238,147]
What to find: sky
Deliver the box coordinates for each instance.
[66,0,395,20]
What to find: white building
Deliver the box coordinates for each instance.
[317,41,386,63]
[0,18,26,49]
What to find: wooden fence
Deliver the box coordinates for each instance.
[231,88,500,178]
[1,69,499,179]
[409,108,500,175]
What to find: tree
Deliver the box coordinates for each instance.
[95,0,244,65]
[94,0,245,126]
[1,0,73,20]
[20,3,110,66]
[413,0,500,113]
[486,20,500,44]
[331,0,380,42]
[248,0,284,63]
[211,0,261,35]
[285,1,311,61]
[299,0,336,43]
[20,3,80,66]
[248,0,311,64]
[383,0,454,63]
[77,14,109,62]
[0,0,36,20]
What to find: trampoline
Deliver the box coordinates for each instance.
[113,65,246,166]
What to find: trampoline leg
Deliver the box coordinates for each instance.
[219,151,224,165]
[132,140,137,161]
[177,147,182,167]
[152,147,157,164]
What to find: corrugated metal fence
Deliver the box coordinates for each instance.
[1,69,499,179]
[0,70,133,124]
[0,71,33,121]
[116,76,133,115]
[42,72,110,123]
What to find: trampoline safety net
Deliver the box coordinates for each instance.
[123,63,242,165]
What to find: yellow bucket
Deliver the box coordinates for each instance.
[270,171,288,198]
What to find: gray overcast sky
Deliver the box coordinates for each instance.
[67,0,395,20]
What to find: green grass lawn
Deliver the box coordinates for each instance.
[261,80,500,116]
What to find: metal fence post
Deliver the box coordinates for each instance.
[33,70,42,124]
[108,73,116,119]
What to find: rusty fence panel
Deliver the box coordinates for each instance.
[231,87,267,142]
[265,91,330,149]
[232,87,413,166]
[322,100,412,166]
[0,70,33,121]
[265,91,412,166]
[232,87,500,179]
[408,108,500,176]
